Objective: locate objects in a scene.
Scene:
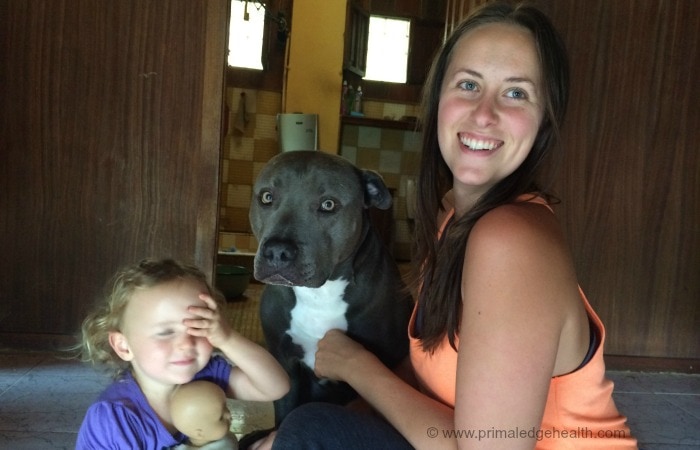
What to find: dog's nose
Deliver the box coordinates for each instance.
[262,238,298,268]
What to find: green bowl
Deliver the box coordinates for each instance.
[215,264,250,300]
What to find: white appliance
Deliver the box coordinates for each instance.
[277,113,318,152]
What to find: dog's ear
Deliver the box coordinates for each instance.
[361,169,392,210]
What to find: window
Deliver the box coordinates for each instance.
[364,16,411,83]
[228,0,265,70]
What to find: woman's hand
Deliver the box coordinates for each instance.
[314,329,457,449]
[314,329,375,382]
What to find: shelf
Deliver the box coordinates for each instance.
[341,115,419,131]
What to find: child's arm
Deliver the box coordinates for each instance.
[184,294,290,402]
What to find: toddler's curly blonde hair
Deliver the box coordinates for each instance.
[77,258,223,377]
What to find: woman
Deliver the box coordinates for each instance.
[255,2,637,449]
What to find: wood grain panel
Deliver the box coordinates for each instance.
[0,0,227,343]
[537,0,699,359]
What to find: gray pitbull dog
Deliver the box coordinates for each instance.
[249,150,413,425]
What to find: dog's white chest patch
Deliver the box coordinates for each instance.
[288,279,349,369]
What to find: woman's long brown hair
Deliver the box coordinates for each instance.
[411,1,570,353]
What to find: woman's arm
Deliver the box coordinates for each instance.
[453,202,588,449]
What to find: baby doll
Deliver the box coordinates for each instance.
[171,380,239,450]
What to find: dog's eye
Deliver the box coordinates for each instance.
[260,191,273,205]
[320,199,335,212]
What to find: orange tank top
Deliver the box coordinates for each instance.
[408,195,637,449]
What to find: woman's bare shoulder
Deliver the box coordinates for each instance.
[470,200,564,252]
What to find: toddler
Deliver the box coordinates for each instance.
[75,258,289,449]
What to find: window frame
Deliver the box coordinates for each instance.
[227,0,267,71]
[363,14,412,84]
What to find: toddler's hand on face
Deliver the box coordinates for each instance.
[183,294,231,348]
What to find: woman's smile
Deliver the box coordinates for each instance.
[459,132,504,152]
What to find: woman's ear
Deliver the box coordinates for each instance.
[108,331,133,361]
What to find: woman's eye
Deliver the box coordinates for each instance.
[459,80,478,91]
[506,88,528,100]
[260,191,273,204]
[320,199,335,212]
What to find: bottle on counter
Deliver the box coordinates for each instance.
[345,84,355,116]
[353,86,363,115]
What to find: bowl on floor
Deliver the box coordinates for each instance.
[215,264,250,301]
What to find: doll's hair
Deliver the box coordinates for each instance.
[77,258,222,377]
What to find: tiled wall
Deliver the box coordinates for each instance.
[219,88,422,261]
[219,88,281,253]
[339,101,422,260]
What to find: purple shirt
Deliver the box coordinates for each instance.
[76,355,232,450]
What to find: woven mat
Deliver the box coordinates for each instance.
[222,283,265,346]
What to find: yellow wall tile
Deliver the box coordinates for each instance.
[341,125,358,146]
[226,184,252,208]
[229,136,255,160]
[257,90,282,115]
[382,103,407,120]
[252,138,279,162]
[356,147,380,170]
[362,101,384,119]
[380,129,404,150]
[229,160,254,185]
[255,114,278,140]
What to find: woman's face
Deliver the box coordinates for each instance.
[437,22,544,204]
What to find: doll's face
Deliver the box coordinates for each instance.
[183,396,231,441]
[171,381,232,444]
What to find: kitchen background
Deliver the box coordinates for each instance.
[218,87,422,261]
[218,0,443,261]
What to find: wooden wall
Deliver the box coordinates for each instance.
[540,0,699,362]
[0,0,229,347]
